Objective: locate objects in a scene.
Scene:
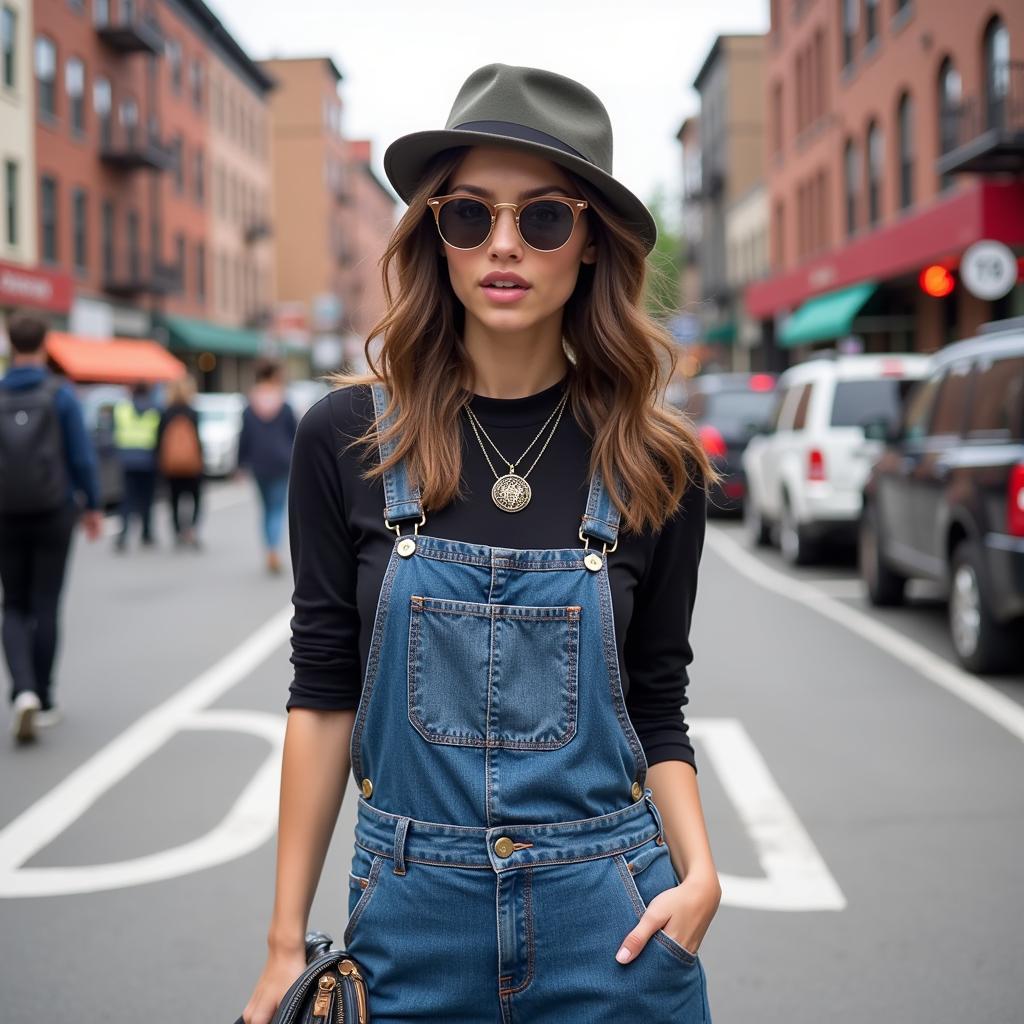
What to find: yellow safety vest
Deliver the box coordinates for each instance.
[113,401,160,451]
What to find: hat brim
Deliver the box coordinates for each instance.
[383,129,658,255]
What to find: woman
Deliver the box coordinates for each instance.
[156,373,204,549]
[242,63,722,1024]
[236,359,298,575]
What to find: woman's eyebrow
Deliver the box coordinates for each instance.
[449,184,571,199]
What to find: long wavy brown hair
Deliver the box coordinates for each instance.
[331,147,720,536]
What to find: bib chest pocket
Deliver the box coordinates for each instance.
[407,594,580,750]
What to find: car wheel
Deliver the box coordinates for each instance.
[859,501,905,606]
[778,493,817,566]
[948,540,1020,674]
[743,495,771,548]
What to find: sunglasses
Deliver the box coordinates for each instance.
[426,193,589,252]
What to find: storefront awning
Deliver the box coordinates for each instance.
[778,281,878,348]
[45,333,186,384]
[703,320,736,344]
[158,314,263,357]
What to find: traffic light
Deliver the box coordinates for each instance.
[919,264,955,298]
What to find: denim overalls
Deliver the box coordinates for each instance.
[343,382,712,1022]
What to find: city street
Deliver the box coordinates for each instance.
[0,482,1020,1022]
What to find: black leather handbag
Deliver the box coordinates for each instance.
[235,931,370,1024]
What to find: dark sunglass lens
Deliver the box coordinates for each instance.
[520,200,575,250]
[437,198,492,248]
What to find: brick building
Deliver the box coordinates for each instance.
[747,1,1024,360]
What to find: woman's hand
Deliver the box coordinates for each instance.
[239,945,308,1024]
[615,867,722,964]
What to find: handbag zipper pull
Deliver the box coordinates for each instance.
[338,960,368,1023]
[313,974,336,1018]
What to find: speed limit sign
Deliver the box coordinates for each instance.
[960,240,1019,301]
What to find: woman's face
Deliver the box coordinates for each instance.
[437,145,597,337]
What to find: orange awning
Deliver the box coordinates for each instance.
[45,333,187,384]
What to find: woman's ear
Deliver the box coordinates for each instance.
[580,236,597,266]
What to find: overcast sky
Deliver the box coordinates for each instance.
[212,0,768,228]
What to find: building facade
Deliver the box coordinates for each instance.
[1,0,37,267]
[749,1,1024,359]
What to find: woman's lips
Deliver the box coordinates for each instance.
[480,284,530,304]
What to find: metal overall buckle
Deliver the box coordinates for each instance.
[385,512,425,557]
[578,523,618,555]
[579,524,617,571]
[384,512,425,536]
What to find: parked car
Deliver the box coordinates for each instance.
[675,372,778,514]
[192,391,245,477]
[859,322,1024,673]
[743,352,930,564]
[77,383,130,509]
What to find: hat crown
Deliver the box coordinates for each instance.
[444,63,613,173]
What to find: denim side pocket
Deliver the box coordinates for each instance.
[407,595,580,750]
[344,846,386,946]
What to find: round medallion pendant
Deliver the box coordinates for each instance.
[491,473,532,512]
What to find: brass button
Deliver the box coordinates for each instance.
[397,537,417,557]
[630,781,643,800]
[359,877,368,889]
[627,861,635,873]
[361,778,373,799]
[655,834,665,846]
[493,836,515,858]
[584,552,603,572]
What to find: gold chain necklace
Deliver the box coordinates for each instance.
[463,387,569,512]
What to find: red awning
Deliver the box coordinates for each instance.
[45,333,187,384]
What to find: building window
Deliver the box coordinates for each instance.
[101,200,114,278]
[175,233,186,295]
[194,149,204,205]
[126,208,140,276]
[190,58,203,111]
[867,120,883,227]
[93,76,111,146]
[196,242,205,303]
[93,0,109,26]
[937,57,961,190]
[72,187,87,272]
[865,0,879,47]
[844,138,859,236]
[172,134,184,193]
[4,160,17,247]
[66,56,85,134]
[40,175,58,262]
[34,36,57,119]
[841,0,858,70]
[166,38,181,93]
[897,91,913,210]
[983,17,1010,132]
[119,95,138,147]
[1,6,16,91]
[774,199,785,267]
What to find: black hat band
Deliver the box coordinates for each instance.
[452,121,589,164]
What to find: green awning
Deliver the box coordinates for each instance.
[779,281,877,348]
[158,314,264,357]
[703,320,736,344]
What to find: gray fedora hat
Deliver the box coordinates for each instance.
[383,63,658,255]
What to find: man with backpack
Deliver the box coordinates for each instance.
[156,374,205,549]
[0,312,102,744]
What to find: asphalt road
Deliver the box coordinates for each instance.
[1,484,1021,1023]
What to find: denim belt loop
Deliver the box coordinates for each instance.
[393,816,410,875]
[643,788,665,844]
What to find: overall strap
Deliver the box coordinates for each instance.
[370,381,424,527]
[579,463,623,550]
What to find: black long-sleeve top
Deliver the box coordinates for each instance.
[286,374,707,771]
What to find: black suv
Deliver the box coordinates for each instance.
[859,321,1024,673]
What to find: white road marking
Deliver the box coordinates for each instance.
[0,607,292,897]
[706,525,1024,744]
[691,718,845,912]
[806,578,868,600]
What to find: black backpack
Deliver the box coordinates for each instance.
[0,376,70,514]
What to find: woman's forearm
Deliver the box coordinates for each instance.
[266,708,355,954]
[646,759,718,883]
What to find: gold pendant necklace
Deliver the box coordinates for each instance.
[464,387,568,513]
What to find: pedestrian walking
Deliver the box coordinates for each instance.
[157,373,204,549]
[239,64,723,1024]
[236,359,297,576]
[113,380,161,552]
[0,312,103,744]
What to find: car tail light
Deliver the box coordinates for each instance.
[749,373,775,392]
[699,424,727,458]
[1008,464,1024,537]
[808,448,826,481]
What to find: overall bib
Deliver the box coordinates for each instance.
[344,383,712,1023]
